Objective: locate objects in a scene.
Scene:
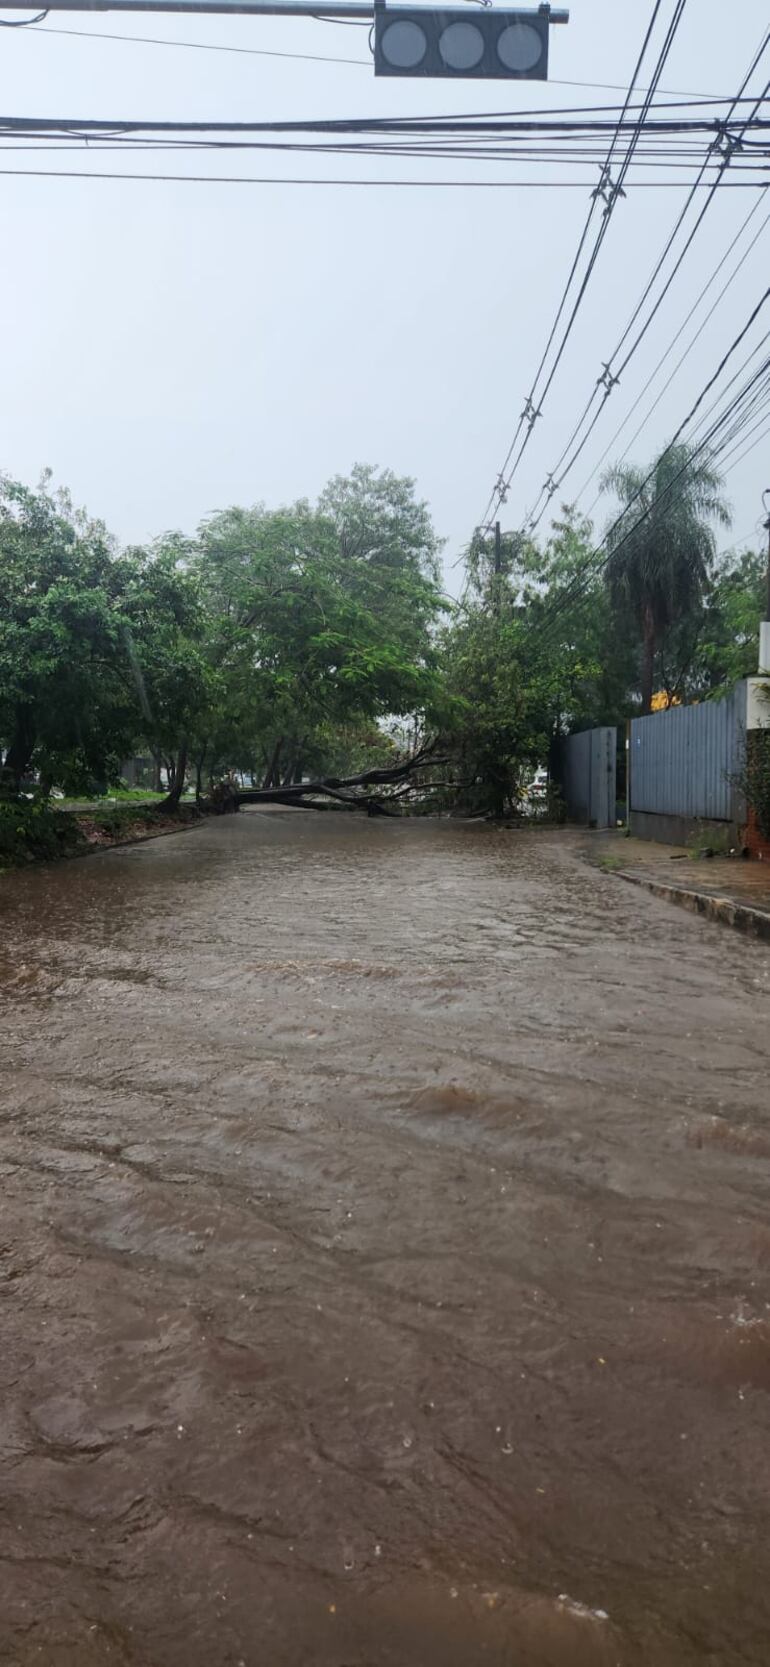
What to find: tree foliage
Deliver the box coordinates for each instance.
[0,449,763,821]
[0,467,446,802]
[601,445,731,713]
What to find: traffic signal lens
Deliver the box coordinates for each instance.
[438,20,484,70]
[496,20,543,70]
[380,18,428,66]
[374,6,552,80]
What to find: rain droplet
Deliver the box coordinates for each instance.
[402,1434,413,1449]
[501,1442,513,1455]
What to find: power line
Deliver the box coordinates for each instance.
[718,410,770,475]
[4,143,761,166]
[5,106,767,133]
[493,289,770,648]
[523,21,770,531]
[474,0,671,532]
[9,19,730,100]
[474,0,691,539]
[531,358,770,653]
[3,165,764,187]
[17,23,700,94]
[0,8,48,25]
[1,123,766,167]
[37,20,371,66]
[572,188,769,517]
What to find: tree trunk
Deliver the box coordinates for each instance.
[163,740,188,810]
[641,605,656,715]
[236,747,449,814]
[0,706,36,795]
[262,737,283,791]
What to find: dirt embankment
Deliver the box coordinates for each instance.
[0,798,203,869]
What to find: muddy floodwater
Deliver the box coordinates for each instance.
[2,812,770,1666]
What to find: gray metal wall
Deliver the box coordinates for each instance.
[629,686,746,828]
[563,727,617,828]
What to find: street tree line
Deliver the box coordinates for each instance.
[0,451,763,816]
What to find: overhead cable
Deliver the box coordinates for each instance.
[474,0,690,537]
[524,21,770,530]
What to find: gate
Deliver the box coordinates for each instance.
[563,727,617,828]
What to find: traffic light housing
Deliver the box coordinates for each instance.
[374,3,551,80]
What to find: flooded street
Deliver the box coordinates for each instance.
[2,811,770,1666]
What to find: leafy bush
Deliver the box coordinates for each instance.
[0,800,85,866]
[743,731,770,841]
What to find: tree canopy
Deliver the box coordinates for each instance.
[0,466,446,802]
[601,445,731,714]
[0,450,763,817]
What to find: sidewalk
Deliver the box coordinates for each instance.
[586,830,770,941]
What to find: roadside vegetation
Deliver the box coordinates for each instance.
[0,451,764,855]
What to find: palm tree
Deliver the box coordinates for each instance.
[601,445,730,713]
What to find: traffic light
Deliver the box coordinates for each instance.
[374,3,554,80]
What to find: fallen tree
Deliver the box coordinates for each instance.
[230,745,450,815]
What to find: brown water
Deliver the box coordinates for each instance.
[2,811,770,1666]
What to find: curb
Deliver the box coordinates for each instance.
[612,868,770,942]
[77,814,207,859]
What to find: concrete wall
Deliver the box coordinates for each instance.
[628,810,741,849]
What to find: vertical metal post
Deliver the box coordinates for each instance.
[764,506,770,624]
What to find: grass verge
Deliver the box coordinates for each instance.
[0,799,202,871]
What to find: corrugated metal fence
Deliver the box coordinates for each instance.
[630,684,746,826]
[563,727,617,828]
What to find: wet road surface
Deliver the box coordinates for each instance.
[1,812,770,1666]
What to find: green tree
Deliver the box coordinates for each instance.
[0,475,130,794]
[699,545,766,690]
[190,467,445,791]
[601,445,731,714]
[441,601,551,816]
[116,543,212,806]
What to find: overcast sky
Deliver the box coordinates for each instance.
[0,0,767,592]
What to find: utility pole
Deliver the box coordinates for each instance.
[763,488,770,624]
[758,489,770,677]
[493,520,502,615]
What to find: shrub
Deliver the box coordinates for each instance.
[0,800,85,866]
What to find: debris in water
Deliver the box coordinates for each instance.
[557,1594,609,1622]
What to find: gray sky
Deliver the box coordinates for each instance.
[0,0,768,593]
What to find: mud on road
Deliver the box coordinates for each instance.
[1,813,770,1666]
